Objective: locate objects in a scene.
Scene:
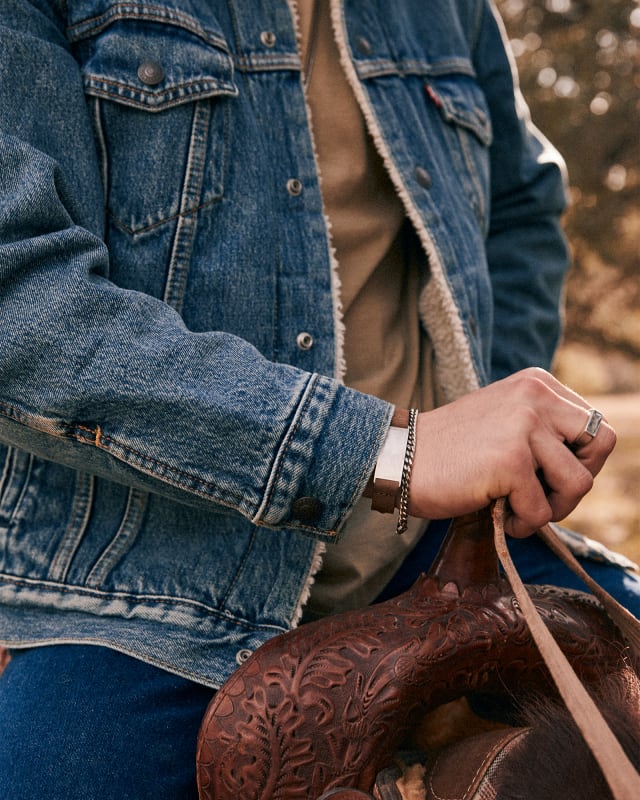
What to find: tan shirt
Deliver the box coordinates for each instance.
[294,0,435,616]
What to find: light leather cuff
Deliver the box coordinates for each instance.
[363,408,410,513]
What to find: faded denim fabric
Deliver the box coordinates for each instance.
[0,0,568,687]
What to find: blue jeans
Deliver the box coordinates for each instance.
[1,526,638,799]
[0,645,214,800]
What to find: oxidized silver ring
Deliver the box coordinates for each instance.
[572,408,604,448]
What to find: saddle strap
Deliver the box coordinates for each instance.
[492,498,640,800]
[538,522,640,654]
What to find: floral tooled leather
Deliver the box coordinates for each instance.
[196,509,635,799]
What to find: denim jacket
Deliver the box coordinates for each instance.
[0,0,568,687]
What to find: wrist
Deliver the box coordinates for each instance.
[364,408,418,533]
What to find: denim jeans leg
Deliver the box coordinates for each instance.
[0,645,215,800]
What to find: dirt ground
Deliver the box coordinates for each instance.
[562,393,640,566]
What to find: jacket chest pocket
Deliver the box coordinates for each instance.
[70,13,238,235]
[424,74,493,230]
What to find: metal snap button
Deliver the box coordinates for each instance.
[415,166,432,189]
[355,36,372,55]
[296,331,314,350]
[292,496,323,523]
[137,60,165,86]
[286,178,303,196]
[260,30,277,47]
[236,648,252,665]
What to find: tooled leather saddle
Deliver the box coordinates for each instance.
[196,507,640,799]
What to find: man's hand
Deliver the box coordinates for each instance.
[409,368,616,537]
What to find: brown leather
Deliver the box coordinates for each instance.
[363,408,410,511]
[423,727,528,799]
[370,729,529,800]
[369,476,399,513]
[389,408,410,428]
[198,578,625,799]
[197,507,637,799]
[494,500,640,799]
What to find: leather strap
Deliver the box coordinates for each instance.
[492,498,640,800]
[363,408,410,513]
[369,477,400,514]
[538,522,640,653]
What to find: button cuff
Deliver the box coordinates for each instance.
[292,496,323,523]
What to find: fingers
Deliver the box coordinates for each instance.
[504,440,594,538]
[503,368,616,479]
[506,366,590,413]
[499,371,616,535]
[407,367,616,538]
[569,407,617,478]
[570,409,604,448]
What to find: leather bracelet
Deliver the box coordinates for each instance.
[363,408,411,515]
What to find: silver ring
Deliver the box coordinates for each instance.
[572,408,604,448]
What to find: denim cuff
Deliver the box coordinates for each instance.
[254,373,394,538]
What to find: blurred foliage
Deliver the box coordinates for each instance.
[496,0,640,387]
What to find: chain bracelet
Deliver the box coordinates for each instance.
[396,408,418,535]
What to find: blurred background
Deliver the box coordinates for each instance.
[497,0,640,561]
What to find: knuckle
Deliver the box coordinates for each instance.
[528,503,553,529]
[508,405,541,439]
[520,403,541,426]
[575,469,594,497]
[561,463,593,502]
[512,370,552,404]
[513,366,549,381]
[515,508,552,536]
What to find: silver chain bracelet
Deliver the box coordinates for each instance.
[396,408,418,535]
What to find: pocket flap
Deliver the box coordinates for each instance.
[73,15,238,111]
[425,76,492,146]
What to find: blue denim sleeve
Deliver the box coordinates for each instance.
[0,1,393,537]
[474,1,570,381]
